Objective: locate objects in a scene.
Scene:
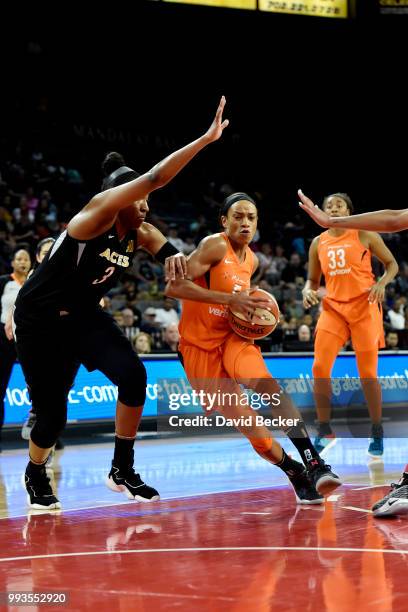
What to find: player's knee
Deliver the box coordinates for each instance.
[250,437,273,454]
[31,412,66,448]
[312,360,330,379]
[358,365,378,380]
[117,357,147,407]
[356,351,378,379]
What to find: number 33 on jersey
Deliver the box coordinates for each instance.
[318,229,375,301]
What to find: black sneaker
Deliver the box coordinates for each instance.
[106,464,160,502]
[372,472,408,517]
[288,469,324,505]
[25,464,61,510]
[307,457,342,496]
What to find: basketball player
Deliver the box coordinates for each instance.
[166,192,342,505]
[298,189,408,517]
[14,96,229,509]
[302,193,397,456]
[0,249,31,450]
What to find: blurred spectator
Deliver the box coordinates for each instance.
[262,244,289,285]
[167,224,188,254]
[190,213,210,241]
[134,332,152,355]
[385,331,400,350]
[291,236,306,258]
[134,252,158,292]
[140,307,163,350]
[113,311,124,327]
[121,277,138,305]
[13,196,35,224]
[280,253,307,288]
[160,323,180,353]
[387,299,405,330]
[282,324,314,352]
[154,298,179,329]
[25,186,39,212]
[183,236,196,255]
[120,308,140,343]
[395,261,408,295]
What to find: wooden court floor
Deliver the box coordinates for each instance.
[0,435,407,611]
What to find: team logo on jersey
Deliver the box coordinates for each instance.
[126,240,134,253]
[99,248,130,267]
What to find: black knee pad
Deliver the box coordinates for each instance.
[117,356,147,407]
[30,411,67,448]
[29,389,67,448]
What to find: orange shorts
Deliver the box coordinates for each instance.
[179,332,271,381]
[316,294,385,351]
[178,333,272,412]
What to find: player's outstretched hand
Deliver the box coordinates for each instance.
[204,96,229,143]
[298,189,331,228]
[165,253,188,282]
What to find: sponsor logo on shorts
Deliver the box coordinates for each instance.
[209,306,228,318]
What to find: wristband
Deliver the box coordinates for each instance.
[155,241,180,264]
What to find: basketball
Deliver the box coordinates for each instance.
[228,288,280,340]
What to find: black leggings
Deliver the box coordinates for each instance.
[15,309,147,449]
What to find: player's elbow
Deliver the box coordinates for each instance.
[146,164,169,190]
[390,259,399,274]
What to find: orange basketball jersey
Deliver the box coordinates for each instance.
[317,229,375,302]
[179,233,254,350]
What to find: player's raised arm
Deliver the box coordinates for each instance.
[68,96,229,240]
[298,189,408,232]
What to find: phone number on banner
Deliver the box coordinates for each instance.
[259,0,348,17]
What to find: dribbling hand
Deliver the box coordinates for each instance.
[229,290,273,321]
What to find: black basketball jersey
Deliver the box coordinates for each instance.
[15,225,137,321]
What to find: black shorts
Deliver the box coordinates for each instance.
[14,308,145,407]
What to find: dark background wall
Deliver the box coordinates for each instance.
[1,1,406,219]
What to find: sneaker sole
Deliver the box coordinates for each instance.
[289,482,324,505]
[373,499,408,518]
[106,477,160,502]
[315,475,342,496]
[295,495,324,505]
[26,494,61,510]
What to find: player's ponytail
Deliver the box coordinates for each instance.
[101,152,140,191]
